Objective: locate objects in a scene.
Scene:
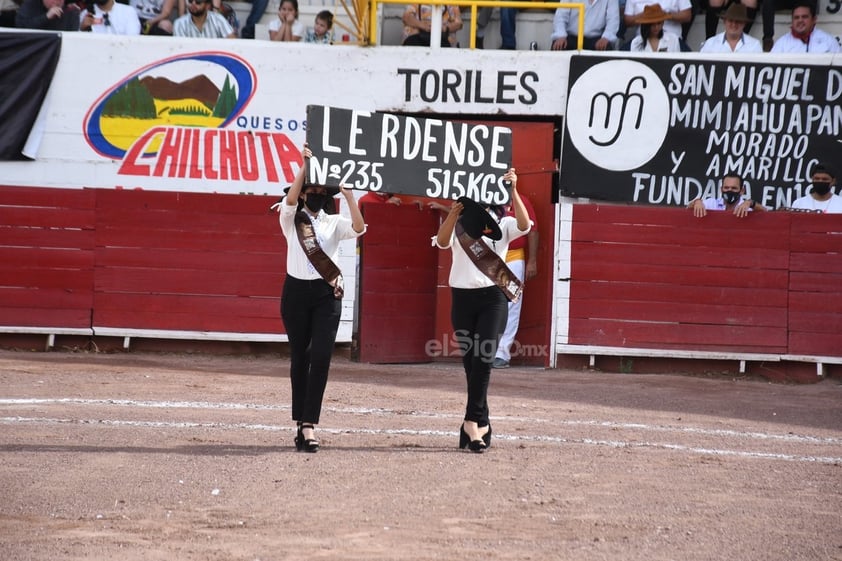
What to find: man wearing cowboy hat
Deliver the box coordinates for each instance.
[700,3,762,52]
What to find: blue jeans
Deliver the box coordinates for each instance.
[500,8,517,49]
[241,0,269,38]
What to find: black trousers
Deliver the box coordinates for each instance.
[281,276,341,424]
[451,286,508,425]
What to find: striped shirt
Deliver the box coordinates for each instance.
[174,11,233,38]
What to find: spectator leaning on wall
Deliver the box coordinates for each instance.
[688,172,767,218]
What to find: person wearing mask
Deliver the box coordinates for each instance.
[688,172,767,217]
[435,169,531,453]
[271,145,365,453]
[791,163,842,214]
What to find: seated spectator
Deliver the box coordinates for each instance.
[239,0,267,39]
[471,7,518,49]
[1,0,19,27]
[771,0,840,53]
[761,0,798,51]
[269,0,303,42]
[402,4,462,47]
[688,172,766,217]
[700,2,762,52]
[130,0,176,35]
[304,9,333,44]
[624,0,691,50]
[791,163,842,214]
[173,0,235,37]
[629,4,682,52]
[80,0,141,34]
[15,0,80,30]
[551,0,620,51]
[704,0,757,40]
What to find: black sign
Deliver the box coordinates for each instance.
[305,105,513,204]
[561,56,842,209]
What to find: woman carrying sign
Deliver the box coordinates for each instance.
[272,144,365,453]
[435,168,531,453]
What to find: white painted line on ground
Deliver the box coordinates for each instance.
[1,416,841,465]
[1,397,840,445]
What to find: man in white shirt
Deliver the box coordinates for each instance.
[174,0,236,38]
[700,3,762,53]
[624,0,691,48]
[79,0,141,34]
[792,163,842,214]
[771,0,840,54]
[551,0,620,50]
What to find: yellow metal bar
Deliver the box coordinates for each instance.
[366,0,586,50]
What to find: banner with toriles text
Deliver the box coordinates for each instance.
[305,105,513,204]
[0,32,555,196]
[561,54,842,209]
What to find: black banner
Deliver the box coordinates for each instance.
[561,55,842,209]
[0,32,62,161]
[305,105,513,204]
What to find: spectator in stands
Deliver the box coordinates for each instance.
[688,172,767,217]
[80,0,141,34]
[304,9,333,44]
[435,169,531,453]
[130,0,175,35]
[703,0,757,40]
[624,0,691,50]
[269,0,303,41]
[492,193,538,369]
[771,0,840,53]
[473,6,521,49]
[239,0,267,38]
[791,163,842,213]
[272,145,365,453]
[629,4,683,51]
[700,2,762,52]
[1,0,20,27]
[550,0,620,51]
[402,4,462,47]
[173,0,235,37]
[761,0,798,51]
[15,0,80,30]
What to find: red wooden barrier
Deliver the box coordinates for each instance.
[92,189,285,334]
[0,186,96,328]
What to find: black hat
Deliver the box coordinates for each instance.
[457,196,502,241]
[283,183,340,196]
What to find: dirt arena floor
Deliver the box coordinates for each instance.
[1,349,841,561]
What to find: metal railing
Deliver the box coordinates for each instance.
[366,0,586,49]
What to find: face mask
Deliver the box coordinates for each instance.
[94,0,108,5]
[812,182,831,196]
[722,191,740,205]
[304,193,326,212]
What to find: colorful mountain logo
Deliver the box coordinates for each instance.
[83,52,256,159]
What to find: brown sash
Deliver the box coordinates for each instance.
[455,221,523,302]
[294,211,344,299]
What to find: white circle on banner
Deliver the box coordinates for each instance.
[566,60,670,171]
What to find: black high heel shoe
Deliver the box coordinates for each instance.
[294,422,304,451]
[461,422,487,453]
[480,423,492,449]
[459,424,470,449]
[299,423,320,453]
